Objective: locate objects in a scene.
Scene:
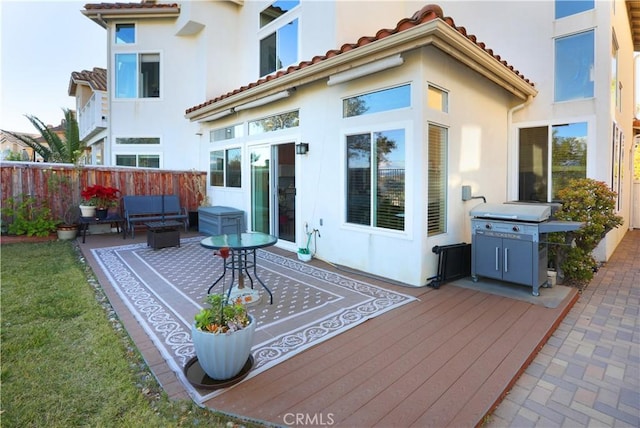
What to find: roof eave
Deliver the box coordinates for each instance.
[186,19,536,122]
[82,7,180,28]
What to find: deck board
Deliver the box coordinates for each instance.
[203,283,577,427]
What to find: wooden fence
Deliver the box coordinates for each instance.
[0,162,207,223]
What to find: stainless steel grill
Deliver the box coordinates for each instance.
[470,202,582,296]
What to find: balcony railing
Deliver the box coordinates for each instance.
[78,92,108,141]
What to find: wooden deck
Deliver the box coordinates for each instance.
[201,256,578,427]
[77,233,578,427]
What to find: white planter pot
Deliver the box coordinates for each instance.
[297,252,312,262]
[57,226,77,240]
[79,205,96,218]
[191,315,255,380]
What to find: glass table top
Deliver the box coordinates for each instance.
[200,232,278,250]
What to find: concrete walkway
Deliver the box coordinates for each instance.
[488,230,640,427]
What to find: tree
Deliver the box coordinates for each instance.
[1,109,84,163]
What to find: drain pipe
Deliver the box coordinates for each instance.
[507,95,533,200]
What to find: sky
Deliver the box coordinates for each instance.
[1,0,106,133]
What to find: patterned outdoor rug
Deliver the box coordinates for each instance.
[91,237,416,402]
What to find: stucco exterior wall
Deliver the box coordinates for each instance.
[200,44,518,286]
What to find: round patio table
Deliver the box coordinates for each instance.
[200,232,277,304]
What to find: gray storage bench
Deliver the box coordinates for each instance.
[123,195,189,238]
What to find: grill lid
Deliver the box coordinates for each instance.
[470,203,551,222]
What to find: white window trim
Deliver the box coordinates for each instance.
[112,50,163,101]
[511,116,594,202]
[340,119,413,239]
[257,7,301,77]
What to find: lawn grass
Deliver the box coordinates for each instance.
[0,241,266,427]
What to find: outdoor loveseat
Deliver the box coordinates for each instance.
[122,195,189,238]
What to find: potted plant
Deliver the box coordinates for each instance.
[47,172,79,240]
[191,247,255,380]
[81,184,120,219]
[297,226,319,262]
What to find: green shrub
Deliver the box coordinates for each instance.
[549,178,623,286]
[1,195,57,237]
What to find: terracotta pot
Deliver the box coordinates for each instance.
[191,315,255,380]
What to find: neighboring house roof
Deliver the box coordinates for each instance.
[627,1,640,51]
[83,1,180,27]
[186,3,536,120]
[69,67,107,96]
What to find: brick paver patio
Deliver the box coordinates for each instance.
[488,230,640,427]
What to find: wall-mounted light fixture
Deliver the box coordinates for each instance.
[295,142,309,155]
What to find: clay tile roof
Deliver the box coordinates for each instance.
[186,3,534,115]
[70,67,107,93]
[83,2,179,11]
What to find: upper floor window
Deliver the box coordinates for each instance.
[260,19,298,76]
[115,53,160,99]
[554,30,594,102]
[248,111,299,135]
[115,23,135,44]
[555,0,594,19]
[260,0,299,27]
[427,85,448,112]
[343,85,411,118]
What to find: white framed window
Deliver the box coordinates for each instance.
[115,23,135,44]
[210,148,242,188]
[554,30,594,102]
[555,0,594,19]
[427,85,448,113]
[248,111,299,135]
[115,53,160,98]
[346,128,406,231]
[259,1,300,76]
[518,122,588,202]
[115,153,160,168]
[210,124,244,142]
[343,85,411,118]
[427,124,447,236]
[115,137,160,145]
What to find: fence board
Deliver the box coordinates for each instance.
[0,162,206,223]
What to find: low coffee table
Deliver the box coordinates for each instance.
[79,215,126,244]
[145,220,182,249]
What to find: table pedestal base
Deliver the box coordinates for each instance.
[228,283,261,306]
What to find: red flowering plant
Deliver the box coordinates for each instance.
[81,184,120,208]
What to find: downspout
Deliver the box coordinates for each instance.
[507,95,533,201]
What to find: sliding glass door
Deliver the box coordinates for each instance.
[250,143,296,242]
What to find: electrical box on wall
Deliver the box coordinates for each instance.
[462,185,472,201]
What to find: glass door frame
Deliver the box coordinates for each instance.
[248,140,297,247]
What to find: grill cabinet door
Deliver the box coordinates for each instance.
[473,234,503,280]
[502,239,533,285]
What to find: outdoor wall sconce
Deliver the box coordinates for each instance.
[296,142,309,155]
